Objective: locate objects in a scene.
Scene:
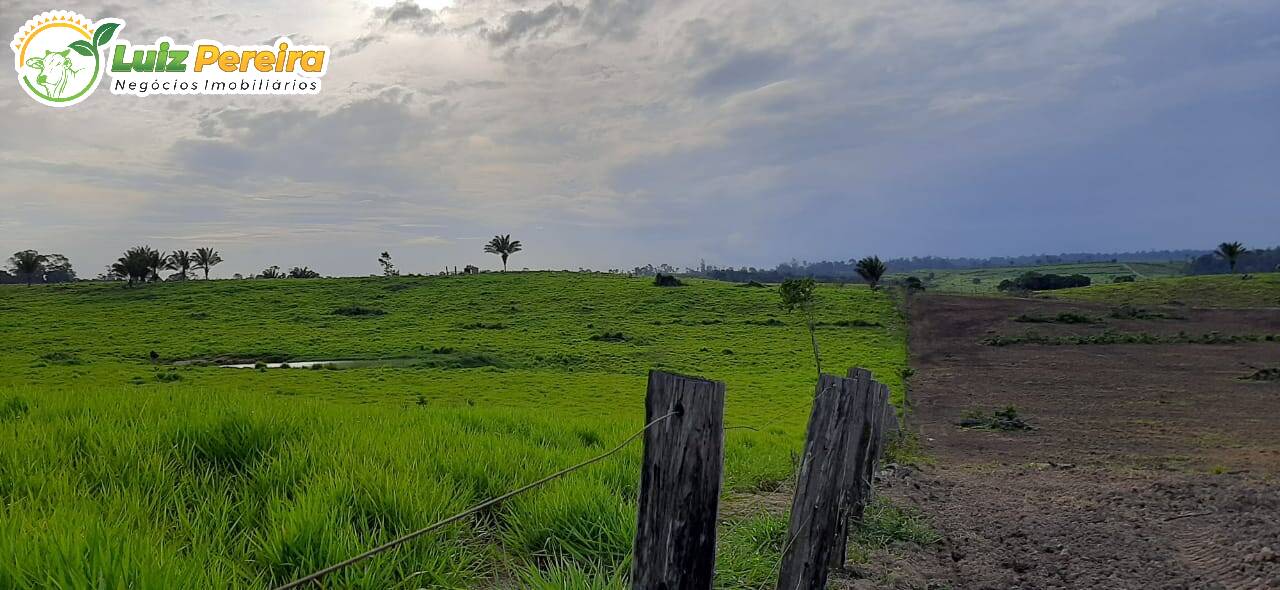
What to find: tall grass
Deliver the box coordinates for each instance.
[0,386,657,588]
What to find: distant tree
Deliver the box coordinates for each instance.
[193,247,223,280]
[111,246,160,286]
[903,276,925,291]
[8,250,47,286]
[779,277,822,379]
[855,256,888,289]
[258,266,284,279]
[287,266,321,279]
[42,254,75,283]
[1215,242,1248,273]
[378,251,398,277]
[484,234,523,271]
[166,250,194,280]
[144,249,166,282]
[997,271,1090,292]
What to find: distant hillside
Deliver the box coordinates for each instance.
[884,262,1184,294]
[1054,273,1280,308]
[693,250,1204,283]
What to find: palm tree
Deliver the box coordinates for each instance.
[145,248,166,282]
[9,250,47,286]
[1215,242,1248,273]
[112,246,159,286]
[166,250,194,280]
[484,234,523,271]
[855,256,887,290]
[193,247,223,280]
[287,266,321,278]
[8,250,48,286]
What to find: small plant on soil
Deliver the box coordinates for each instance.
[957,406,1033,431]
[1240,368,1280,382]
[1108,306,1183,320]
[1013,312,1096,324]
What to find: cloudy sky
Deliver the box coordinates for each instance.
[2,0,1278,277]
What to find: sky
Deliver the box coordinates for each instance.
[1,0,1278,278]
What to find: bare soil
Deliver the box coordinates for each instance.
[853,294,1280,589]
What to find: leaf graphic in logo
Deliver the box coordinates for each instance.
[69,40,95,57]
[92,22,120,47]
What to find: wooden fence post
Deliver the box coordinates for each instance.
[631,370,726,590]
[776,374,856,590]
[852,382,890,524]
[828,368,876,569]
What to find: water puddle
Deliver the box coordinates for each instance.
[220,358,420,369]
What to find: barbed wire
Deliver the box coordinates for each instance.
[273,410,679,590]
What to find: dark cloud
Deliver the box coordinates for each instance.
[173,87,426,190]
[377,0,441,34]
[482,2,583,46]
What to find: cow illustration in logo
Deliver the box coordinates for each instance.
[27,48,80,97]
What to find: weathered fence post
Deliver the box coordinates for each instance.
[852,382,890,524]
[776,374,856,590]
[828,368,876,569]
[631,370,726,590]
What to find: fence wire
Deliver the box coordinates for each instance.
[273,410,679,590]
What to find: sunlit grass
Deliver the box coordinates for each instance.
[0,272,908,587]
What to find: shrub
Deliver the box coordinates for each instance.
[998,271,1091,291]
[817,318,883,328]
[332,306,386,316]
[653,273,684,287]
[1013,312,1096,324]
[1108,306,1183,320]
[588,332,627,342]
[1112,275,1136,283]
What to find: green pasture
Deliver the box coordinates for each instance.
[0,272,909,588]
[1052,272,1280,308]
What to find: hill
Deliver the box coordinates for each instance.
[1052,272,1280,308]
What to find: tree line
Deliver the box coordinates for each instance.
[4,234,528,287]
[1187,243,1279,275]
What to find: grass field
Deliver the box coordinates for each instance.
[886,261,1185,294]
[0,272,908,588]
[1052,272,1280,308]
